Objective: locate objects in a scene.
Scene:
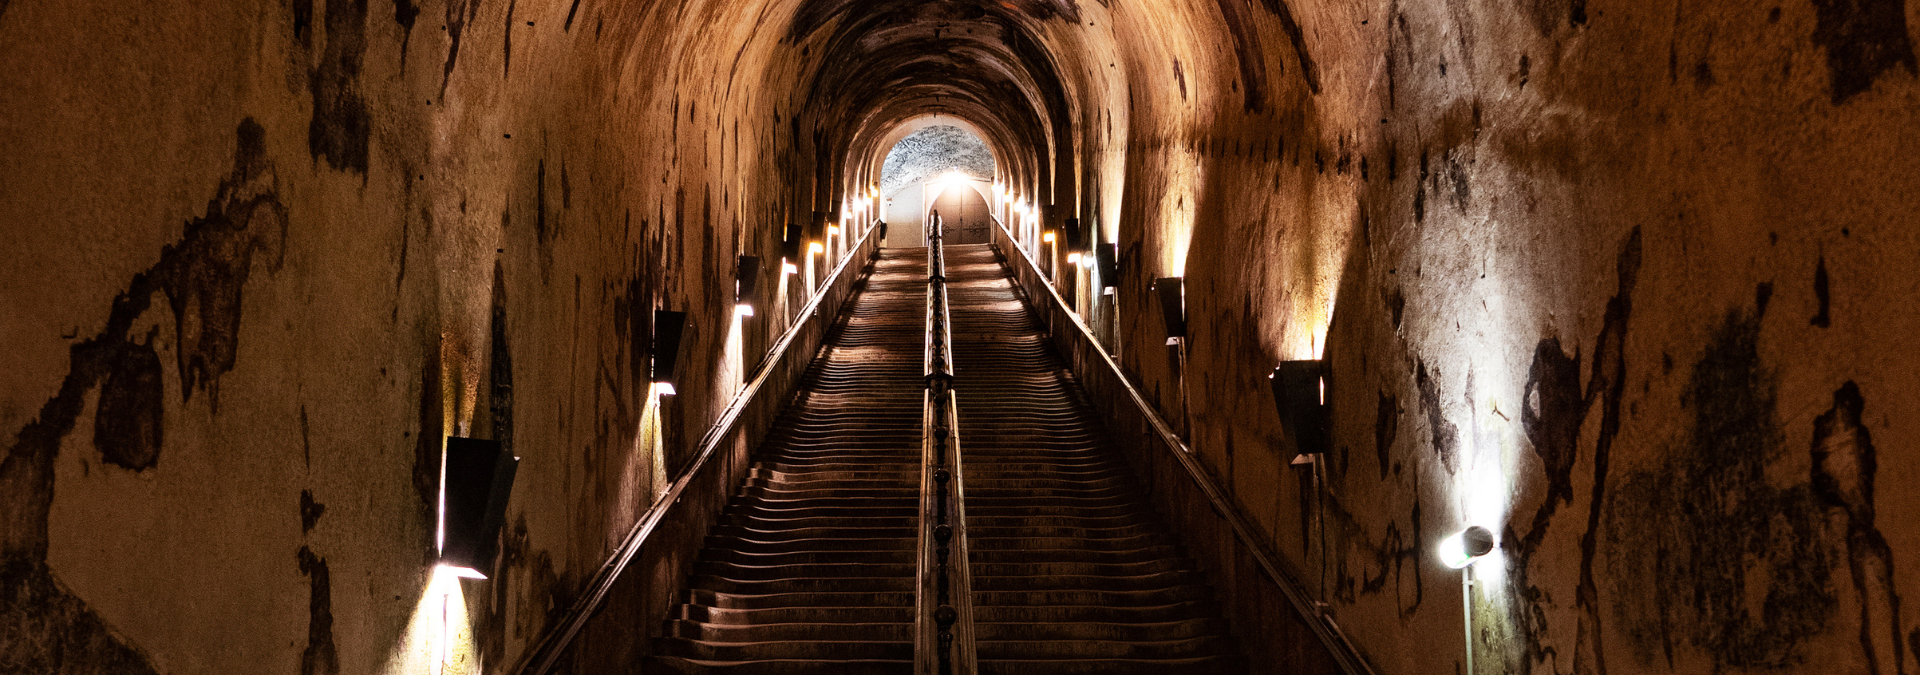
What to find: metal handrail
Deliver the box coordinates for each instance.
[986,218,1379,675]
[915,218,974,674]
[514,226,880,675]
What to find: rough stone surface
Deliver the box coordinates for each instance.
[2,0,1916,673]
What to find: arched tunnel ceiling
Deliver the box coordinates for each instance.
[774,0,1088,199]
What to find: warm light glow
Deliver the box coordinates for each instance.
[783,260,798,275]
[808,241,825,255]
[385,565,477,675]
[1081,254,1094,269]
[1042,231,1055,243]
[992,183,1004,196]
[1066,252,1081,265]
[736,303,755,317]
[654,381,677,396]
[828,225,840,236]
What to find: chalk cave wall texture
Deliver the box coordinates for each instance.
[0,0,834,672]
[2,0,1918,674]
[1085,0,1920,674]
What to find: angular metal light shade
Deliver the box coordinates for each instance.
[1270,360,1330,458]
[736,255,762,302]
[1153,277,1186,341]
[1095,243,1118,288]
[441,436,518,575]
[653,309,687,389]
[781,222,803,260]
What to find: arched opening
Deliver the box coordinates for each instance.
[878,123,995,246]
[926,175,994,244]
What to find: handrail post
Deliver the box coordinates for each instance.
[916,215,974,675]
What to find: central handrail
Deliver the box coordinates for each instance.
[915,211,975,674]
[985,219,1377,675]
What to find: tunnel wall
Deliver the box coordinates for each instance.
[0,0,843,672]
[4,0,1919,672]
[1066,0,1920,673]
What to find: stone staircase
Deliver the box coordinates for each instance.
[648,249,928,674]
[647,243,1243,674]
[946,244,1245,675]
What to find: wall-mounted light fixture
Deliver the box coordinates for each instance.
[1440,525,1496,569]
[439,436,518,579]
[1041,231,1055,243]
[1066,252,1081,266]
[653,309,686,395]
[735,255,761,317]
[780,222,803,262]
[1152,276,1186,345]
[1442,524,1498,675]
[1269,359,1330,462]
[1096,243,1118,294]
[808,241,826,255]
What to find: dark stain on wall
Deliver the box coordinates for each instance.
[0,118,282,672]
[1811,253,1832,327]
[442,0,484,96]
[1384,281,1405,329]
[296,546,340,675]
[503,0,516,77]
[536,159,549,243]
[1251,0,1323,94]
[1572,226,1639,675]
[1607,299,1836,671]
[1811,381,1906,673]
[300,489,328,533]
[165,123,290,409]
[1211,0,1271,111]
[393,0,420,67]
[1374,390,1397,480]
[564,0,582,31]
[309,0,372,175]
[492,516,576,665]
[0,552,162,674]
[414,338,443,509]
[489,262,515,455]
[294,0,316,46]
[1414,360,1458,474]
[1811,0,1918,104]
[94,328,164,471]
[1521,337,1581,507]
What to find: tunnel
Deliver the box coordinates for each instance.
[2,0,1918,673]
